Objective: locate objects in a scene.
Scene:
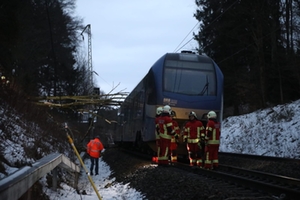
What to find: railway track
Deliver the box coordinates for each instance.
[173,162,300,200]
[120,148,300,199]
[217,164,300,199]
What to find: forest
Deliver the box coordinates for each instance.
[194,0,300,115]
[0,0,88,97]
[1,0,300,116]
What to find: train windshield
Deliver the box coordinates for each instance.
[164,60,217,96]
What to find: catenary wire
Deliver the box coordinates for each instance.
[173,22,200,53]
[174,0,240,53]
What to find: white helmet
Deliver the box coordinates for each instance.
[207,111,217,119]
[156,107,163,115]
[189,111,197,118]
[163,105,172,114]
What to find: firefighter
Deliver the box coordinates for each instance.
[183,111,205,167]
[87,135,104,175]
[156,105,175,165]
[199,121,207,168]
[153,106,163,163]
[204,111,221,170]
[170,110,180,163]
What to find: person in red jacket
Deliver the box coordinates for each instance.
[184,111,205,167]
[87,136,104,175]
[156,105,175,165]
[170,110,180,163]
[204,111,221,170]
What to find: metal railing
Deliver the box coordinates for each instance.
[0,153,80,200]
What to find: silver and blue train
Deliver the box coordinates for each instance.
[113,51,223,154]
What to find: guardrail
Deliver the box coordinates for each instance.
[0,153,80,200]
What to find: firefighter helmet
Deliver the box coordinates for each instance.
[189,111,197,118]
[156,107,163,115]
[163,105,172,114]
[207,111,217,119]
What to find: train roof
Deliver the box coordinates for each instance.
[164,52,213,63]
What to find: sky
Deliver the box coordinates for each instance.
[1,99,300,199]
[75,0,199,94]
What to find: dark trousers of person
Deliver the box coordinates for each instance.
[90,156,99,175]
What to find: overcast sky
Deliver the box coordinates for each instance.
[75,0,199,94]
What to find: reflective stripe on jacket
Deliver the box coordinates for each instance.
[87,138,104,158]
[184,119,205,143]
[205,119,221,145]
[156,114,173,140]
[171,120,180,143]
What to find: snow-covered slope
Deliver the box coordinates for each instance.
[220,99,300,158]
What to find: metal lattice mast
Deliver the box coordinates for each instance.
[81,24,93,94]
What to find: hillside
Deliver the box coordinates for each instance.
[0,100,75,179]
[220,99,300,159]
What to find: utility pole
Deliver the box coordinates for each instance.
[81,24,93,95]
[81,24,95,140]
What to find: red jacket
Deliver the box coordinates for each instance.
[156,114,174,140]
[184,119,204,143]
[87,138,104,158]
[205,119,221,145]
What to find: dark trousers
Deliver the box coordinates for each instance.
[90,156,99,174]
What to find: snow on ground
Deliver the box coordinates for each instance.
[220,99,300,159]
[1,99,300,199]
[41,156,145,200]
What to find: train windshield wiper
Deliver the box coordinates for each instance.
[199,76,209,95]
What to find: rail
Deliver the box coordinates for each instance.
[0,153,80,200]
[120,147,300,199]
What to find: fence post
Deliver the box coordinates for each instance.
[74,172,79,189]
[52,168,58,191]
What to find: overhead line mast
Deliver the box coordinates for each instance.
[81,24,93,94]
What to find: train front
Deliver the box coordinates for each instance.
[146,51,224,154]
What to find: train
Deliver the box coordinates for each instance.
[113,51,223,157]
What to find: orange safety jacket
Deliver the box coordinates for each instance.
[87,138,104,158]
